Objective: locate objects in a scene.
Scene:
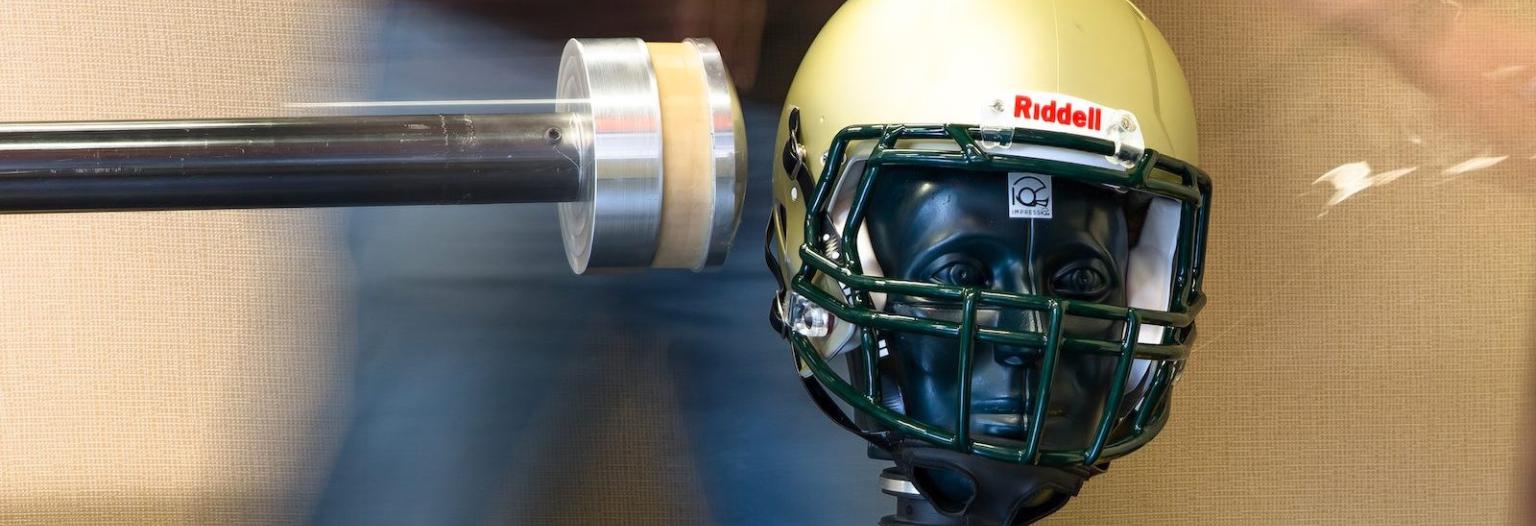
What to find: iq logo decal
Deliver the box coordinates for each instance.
[1008,173,1052,219]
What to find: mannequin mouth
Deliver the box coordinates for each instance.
[972,398,1029,438]
[970,398,1076,440]
[973,414,1027,438]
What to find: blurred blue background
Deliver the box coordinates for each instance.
[312,1,887,524]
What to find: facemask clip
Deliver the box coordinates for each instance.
[1106,111,1144,169]
[789,293,834,338]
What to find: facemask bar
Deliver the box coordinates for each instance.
[788,123,1212,467]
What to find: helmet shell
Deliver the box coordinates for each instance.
[771,0,1198,283]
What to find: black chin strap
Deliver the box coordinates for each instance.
[891,442,1097,526]
[798,375,894,450]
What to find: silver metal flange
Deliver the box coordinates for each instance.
[687,38,747,270]
[555,38,746,274]
[556,38,665,274]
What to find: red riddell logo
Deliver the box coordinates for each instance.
[1013,95,1103,131]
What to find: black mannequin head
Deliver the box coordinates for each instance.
[863,165,1135,523]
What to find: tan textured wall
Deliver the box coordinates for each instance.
[1055,2,1535,525]
[0,2,365,523]
[2,2,1531,525]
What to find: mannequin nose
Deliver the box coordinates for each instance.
[993,309,1045,367]
[989,268,1045,367]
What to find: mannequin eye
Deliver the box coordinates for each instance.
[1050,262,1112,300]
[930,259,991,288]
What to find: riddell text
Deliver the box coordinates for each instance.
[1014,95,1103,131]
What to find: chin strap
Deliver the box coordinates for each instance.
[797,374,894,450]
[890,441,1100,526]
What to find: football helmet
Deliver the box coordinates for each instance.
[765,0,1211,522]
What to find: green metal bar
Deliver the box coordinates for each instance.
[840,158,887,271]
[791,332,958,444]
[1092,404,1169,459]
[836,128,903,403]
[1007,127,1117,155]
[787,122,1204,467]
[802,127,864,256]
[859,328,881,402]
[1084,311,1141,465]
[799,247,1200,328]
[791,311,1176,467]
[1190,176,1213,294]
[1130,149,1160,192]
[1132,363,1173,433]
[806,124,1208,247]
[791,276,1190,361]
[1021,301,1065,462]
[952,290,980,452]
[944,123,990,162]
[817,123,1200,195]
[867,149,1203,205]
[1182,201,1200,305]
[1125,155,1149,188]
[1028,407,1171,465]
[792,273,1190,359]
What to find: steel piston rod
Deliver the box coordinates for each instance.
[0,38,747,274]
[0,112,583,212]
